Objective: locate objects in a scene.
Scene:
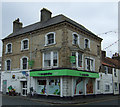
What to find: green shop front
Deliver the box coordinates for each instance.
[30,69,99,97]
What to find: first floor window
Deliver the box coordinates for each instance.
[6,60,11,70]
[21,57,28,69]
[71,52,83,68]
[85,58,94,71]
[44,52,51,67]
[43,51,58,68]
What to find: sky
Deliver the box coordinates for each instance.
[0,0,119,58]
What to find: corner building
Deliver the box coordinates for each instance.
[1,8,102,97]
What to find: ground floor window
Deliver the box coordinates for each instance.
[37,80,47,94]
[86,78,93,94]
[48,78,60,95]
[73,77,83,95]
[105,84,110,92]
[114,83,118,91]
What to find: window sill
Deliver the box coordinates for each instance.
[21,48,29,51]
[44,42,56,47]
[5,52,12,54]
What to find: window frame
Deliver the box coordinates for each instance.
[6,43,12,54]
[21,38,29,51]
[97,80,100,90]
[84,38,90,49]
[5,59,11,71]
[104,66,108,74]
[71,51,83,68]
[45,32,56,46]
[72,32,80,46]
[85,57,95,71]
[114,68,117,77]
[20,56,28,70]
[43,51,58,68]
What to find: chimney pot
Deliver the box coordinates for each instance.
[13,18,23,33]
[40,8,52,22]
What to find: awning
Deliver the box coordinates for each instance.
[30,69,99,78]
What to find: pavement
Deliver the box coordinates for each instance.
[2,93,120,105]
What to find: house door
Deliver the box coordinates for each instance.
[21,81,27,96]
[2,80,7,94]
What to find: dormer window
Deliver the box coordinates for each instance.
[45,32,56,46]
[72,33,79,45]
[21,38,29,50]
[84,38,90,49]
[6,43,12,53]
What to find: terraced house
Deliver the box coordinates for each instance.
[1,8,102,97]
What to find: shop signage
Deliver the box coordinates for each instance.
[30,69,99,78]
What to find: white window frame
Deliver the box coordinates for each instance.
[20,56,29,70]
[5,43,12,54]
[43,51,58,69]
[85,57,95,71]
[71,52,83,69]
[45,32,56,46]
[72,32,80,46]
[21,38,29,51]
[84,38,90,49]
[5,59,11,71]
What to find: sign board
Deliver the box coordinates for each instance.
[30,69,99,78]
[70,56,76,63]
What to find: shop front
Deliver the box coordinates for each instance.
[30,69,99,97]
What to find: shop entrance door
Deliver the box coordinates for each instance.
[21,81,27,96]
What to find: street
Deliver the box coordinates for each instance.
[1,94,120,107]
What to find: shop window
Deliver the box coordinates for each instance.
[105,84,110,92]
[21,38,29,50]
[43,51,58,68]
[48,78,60,95]
[38,80,46,85]
[6,43,12,53]
[73,77,83,95]
[85,58,94,71]
[86,78,93,94]
[37,80,47,94]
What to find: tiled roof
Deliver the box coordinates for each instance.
[102,57,120,69]
[3,14,102,40]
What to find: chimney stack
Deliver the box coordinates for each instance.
[13,18,23,33]
[40,8,52,22]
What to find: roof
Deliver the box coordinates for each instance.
[3,14,102,41]
[102,57,120,69]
